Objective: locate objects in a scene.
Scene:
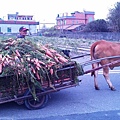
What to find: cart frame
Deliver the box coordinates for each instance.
[1,54,120,110]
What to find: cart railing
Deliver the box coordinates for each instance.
[78,55,120,75]
[81,55,120,67]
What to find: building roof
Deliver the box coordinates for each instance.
[71,11,82,14]
[8,13,33,17]
[56,24,83,30]
[57,25,72,30]
[17,15,33,17]
[56,16,75,20]
[71,11,95,15]
[66,24,81,30]
[0,20,39,25]
[84,11,95,15]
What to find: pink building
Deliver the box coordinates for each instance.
[56,11,95,31]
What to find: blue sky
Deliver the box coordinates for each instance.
[0,0,119,24]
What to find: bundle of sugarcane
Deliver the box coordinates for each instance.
[0,38,74,99]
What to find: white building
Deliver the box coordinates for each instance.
[0,12,39,34]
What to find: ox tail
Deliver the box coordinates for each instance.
[90,41,102,76]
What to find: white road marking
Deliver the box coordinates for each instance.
[85,70,120,75]
[98,70,120,74]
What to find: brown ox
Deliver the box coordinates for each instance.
[90,40,120,91]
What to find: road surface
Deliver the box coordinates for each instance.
[0,56,120,120]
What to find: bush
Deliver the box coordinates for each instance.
[83,19,109,32]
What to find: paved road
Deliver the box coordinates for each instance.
[21,110,120,120]
[1,56,120,120]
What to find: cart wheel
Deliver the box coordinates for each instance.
[24,89,48,110]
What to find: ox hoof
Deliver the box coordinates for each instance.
[95,86,100,90]
[111,87,116,91]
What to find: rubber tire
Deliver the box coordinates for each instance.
[24,89,48,110]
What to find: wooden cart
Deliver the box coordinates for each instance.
[1,54,120,110]
[0,61,82,110]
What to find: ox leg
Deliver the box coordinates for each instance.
[93,63,100,90]
[103,67,115,91]
[94,70,100,90]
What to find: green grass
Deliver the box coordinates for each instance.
[26,36,96,48]
[0,35,97,48]
[0,35,97,54]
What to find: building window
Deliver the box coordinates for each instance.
[88,17,93,22]
[7,27,11,32]
[64,20,66,25]
[61,20,63,25]
[72,20,74,25]
[30,17,32,20]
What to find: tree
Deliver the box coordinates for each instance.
[107,2,120,32]
[83,19,108,32]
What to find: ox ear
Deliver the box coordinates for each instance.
[110,66,114,70]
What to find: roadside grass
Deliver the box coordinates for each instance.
[0,35,95,47]
[26,36,96,55]
[26,36,96,47]
[0,35,96,55]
